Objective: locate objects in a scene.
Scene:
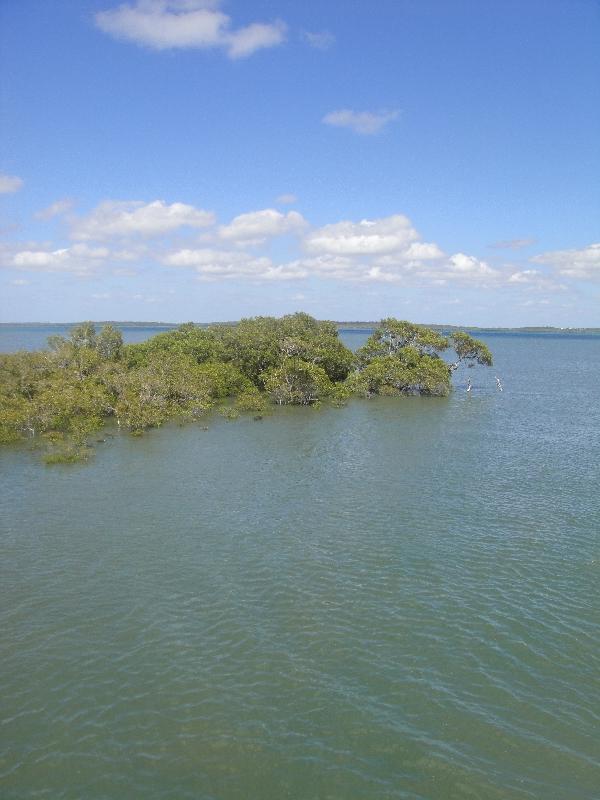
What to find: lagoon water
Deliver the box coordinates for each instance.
[1,329,599,799]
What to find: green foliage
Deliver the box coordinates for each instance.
[347,350,451,397]
[214,316,281,384]
[69,321,97,350]
[355,319,448,366]
[449,331,493,368]
[0,315,493,462]
[262,358,334,405]
[195,361,251,398]
[47,322,123,372]
[351,319,492,397]
[110,354,212,432]
[212,312,353,386]
[96,324,124,360]
[219,406,240,420]
[234,389,270,414]
[328,382,352,407]
[124,323,222,368]
[43,443,93,465]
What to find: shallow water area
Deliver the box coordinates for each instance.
[1,331,599,799]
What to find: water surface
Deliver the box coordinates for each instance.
[0,323,177,352]
[1,332,599,799]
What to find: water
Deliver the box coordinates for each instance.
[1,331,599,799]
[0,324,365,353]
[0,323,178,352]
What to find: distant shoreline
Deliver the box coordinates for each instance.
[1,321,599,334]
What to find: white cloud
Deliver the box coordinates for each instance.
[276,193,297,205]
[358,254,498,286]
[112,244,150,261]
[322,109,399,135]
[226,21,287,59]
[305,215,419,256]
[8,244,111,275]
[508,269,539,284]
[281,254,494,287]
[447,253,496,278]
[363,266,404,284]
[218,209,307,245]
[531,243,600,280]
[164,247,272,279]
[95,0,286,58]
[164,247,248,268]
[0,174,24,194]
[508,269,565,291]
[11,278,30,286]
[10,200,571,295]
[34,198,74,221]
[404,242,445,260]
[163,246,305,281]
[260,264,309,281]
[298,215,500,286]
[71,200,215,240]
[282,255,356,280]
[302,30,335,50]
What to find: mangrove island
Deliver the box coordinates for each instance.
[0,314,492,463]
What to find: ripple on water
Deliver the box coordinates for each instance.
[1,334,600,799]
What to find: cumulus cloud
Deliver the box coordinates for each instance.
[218,209,307,245]
[71,200,215,240]
[294,215,502,286]
[322,109,399,135]
[112,244,151,261]
[404,242,445,260]
[227,21,286,59]
[305,215,419,256]
[301,30,335,50]
[0,174,24,194]
[508,270,539,284]
[8,244,111,275]
[95,0,286,58]
[489,237,536,250]
[508,269,565,291]
[3,200,539,291]
[446,253,497,278]
[169,248,308,282]
[281,255,357,281]
[531,243,600,280]
[163,246,304,281]
[359,254,498,286]
[34,198,74,221]
[164,247,253,268]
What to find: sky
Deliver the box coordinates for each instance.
[0,0,599,326]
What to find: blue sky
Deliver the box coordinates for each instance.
[1,0,599,325]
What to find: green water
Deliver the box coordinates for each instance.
[1,333,599,799]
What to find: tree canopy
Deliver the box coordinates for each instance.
[0,314,492,462]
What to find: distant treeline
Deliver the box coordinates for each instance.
[3,321,598,334]
[0,313,491,463]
